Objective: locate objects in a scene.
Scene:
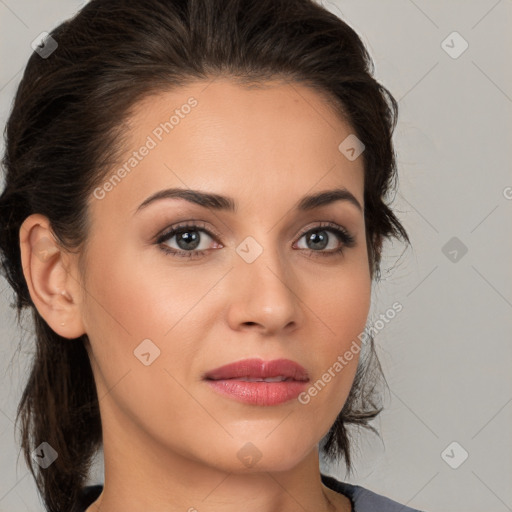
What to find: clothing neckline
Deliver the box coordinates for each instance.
[78,474,356,512]
[321,473,356,511]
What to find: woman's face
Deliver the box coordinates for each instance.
[76,78,371,474]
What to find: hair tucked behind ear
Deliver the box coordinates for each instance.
[0,0,409,509]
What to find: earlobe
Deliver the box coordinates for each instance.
[19,214,86,339]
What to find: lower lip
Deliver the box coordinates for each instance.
[206,379,308,406]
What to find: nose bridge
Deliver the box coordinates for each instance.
[235,230,288,284]
[229,231,300,329]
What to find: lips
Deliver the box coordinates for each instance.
[203,358,309,406]
[203,358,309,382]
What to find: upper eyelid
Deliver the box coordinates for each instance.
[296,221,350,236]
[156,220,218,238]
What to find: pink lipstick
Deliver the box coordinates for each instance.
[203,358,309,406]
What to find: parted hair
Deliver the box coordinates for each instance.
[0,0,410,510]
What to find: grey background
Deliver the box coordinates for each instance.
[1,1,511,511]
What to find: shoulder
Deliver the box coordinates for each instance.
[321,474,427,512]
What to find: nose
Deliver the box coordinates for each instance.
[226,241,302,336]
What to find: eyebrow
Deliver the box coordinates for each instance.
[134,187,363,215]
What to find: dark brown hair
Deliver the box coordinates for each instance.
[0,0,410,510]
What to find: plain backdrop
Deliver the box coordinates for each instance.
[1,1,511,511]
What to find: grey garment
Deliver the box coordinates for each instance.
[321,474,426,512]
[73,485,103,512]
[75,476,426,512]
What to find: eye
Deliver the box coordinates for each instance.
[155,221,356,259]
[294,222,356,257]
[156,222,222,258]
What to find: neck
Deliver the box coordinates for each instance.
[86,409,349,512]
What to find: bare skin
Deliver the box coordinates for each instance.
[19,77,371,512]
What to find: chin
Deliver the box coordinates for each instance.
[207,434,316,474]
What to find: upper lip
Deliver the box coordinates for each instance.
[203,358,309,381]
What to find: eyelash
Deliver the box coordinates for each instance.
[155,221,356,259]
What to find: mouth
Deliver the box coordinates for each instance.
[231,376,293,382]
[203,357,309,381]
[203,358,309,406]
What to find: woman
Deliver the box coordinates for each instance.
[0,0,423,511]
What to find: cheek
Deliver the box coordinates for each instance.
[79,246,200,428]
[295,263,371,423]
[81,239,207,341]
[334,279,371,348]
[79,241,221,392]
[310,262,371,351]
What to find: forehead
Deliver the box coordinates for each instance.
[89,78,365,221]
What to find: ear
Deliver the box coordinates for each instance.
[19,213,86,339]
